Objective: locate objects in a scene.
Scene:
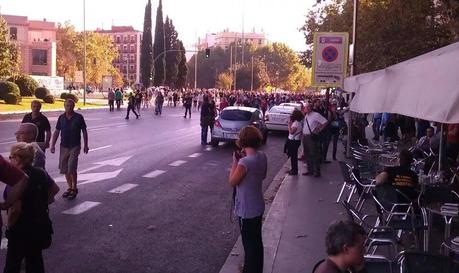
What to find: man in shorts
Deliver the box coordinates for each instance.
[50,99,89,199]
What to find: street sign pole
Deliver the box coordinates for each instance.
[347,0,358,158]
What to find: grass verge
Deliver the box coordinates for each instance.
[0,97,105,113]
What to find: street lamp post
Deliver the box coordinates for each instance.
[250,56,254,91]
[83,0,86,105]
[346,0,358,158]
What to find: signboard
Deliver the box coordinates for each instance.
[311,32,349,88]
[30,75,64,91]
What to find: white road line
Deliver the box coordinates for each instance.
[115,125,128,128]
[188,153,202,158]
[108,183,138,194]
[143,170,166,178]
[89,145,112,153]
[0,140,16,145]
[169,160,187,167]
[62,201,101,215]
[205,147,213,151]
[88,127,106,132]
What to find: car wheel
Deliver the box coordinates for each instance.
[210,138,219,147]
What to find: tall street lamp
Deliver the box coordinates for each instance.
[83,0,86,105]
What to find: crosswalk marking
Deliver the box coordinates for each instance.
[108,183,138,194]
[143,170,166,178]
[188,153,202,158]
[169,160,187,167]
[62,201,101,215]
[89,145,112,153]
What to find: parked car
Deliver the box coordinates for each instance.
[211,106,268,147]
[265,105,296,132]
[279,102,303,111]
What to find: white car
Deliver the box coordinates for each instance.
[279,102,303,111]
[265,105,295,131]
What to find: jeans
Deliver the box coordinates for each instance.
[239,216,263,273]
[108,100,114,111]
[125,105,138,118]
[303,135,321,175]
[184,106,191,118]
[288,139,301,173]
[116,99,121,110]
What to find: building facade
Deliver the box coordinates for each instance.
[3,15,57,76]
[96,26,142,86]
[198,29,267,50]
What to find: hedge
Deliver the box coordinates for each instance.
[60,92,69,99]
[7,75,39,97]
[66,93,79,103]
[0,81,20,100]
[43,94,55,104]
[5,93,21,105]
[35,87,50,99]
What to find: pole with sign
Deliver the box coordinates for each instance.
[311,32,349,88]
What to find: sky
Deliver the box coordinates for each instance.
[0,0,315,52]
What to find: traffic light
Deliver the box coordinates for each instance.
[205,48,210,58]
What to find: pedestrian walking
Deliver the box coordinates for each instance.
[125,93,139,119]
[200,95,215,145]
[3,143,56,273]
[155,92,164,116]
[229,126,267,273]
[134,90,142,115]
[107,88,115,112]
[115,88,123,110]
[21,100,51,153]
[14,123,46,169]
[50,99,89,200]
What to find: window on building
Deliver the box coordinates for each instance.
[130,65,134,71]
[32,49,48,65]
[123,45,128,53]
[131,35,135,43]
[10,27,17,40]
[124,35,129,43]
[116,36,121,43]
[258,39,262,45]
[130,45,135,53]
[130,55,135,63]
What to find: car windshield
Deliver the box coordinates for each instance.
[221,110,252,121]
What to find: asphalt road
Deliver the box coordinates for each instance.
[0,105,288,273]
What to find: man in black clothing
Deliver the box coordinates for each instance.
[375,149,419,200]
[22,100,51,153]
[125,93,139,120]
[183,92,192,118]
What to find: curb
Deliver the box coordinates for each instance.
[219,158,291,273]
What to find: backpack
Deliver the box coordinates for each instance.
[10,166,53,249]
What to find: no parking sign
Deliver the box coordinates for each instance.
[312,32,349,88]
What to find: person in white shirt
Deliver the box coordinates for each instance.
[302,103,328,177]
[287,109,304,175]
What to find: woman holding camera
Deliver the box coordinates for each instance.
[287,109,304,175]
[229,126,267,273]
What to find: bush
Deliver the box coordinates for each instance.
[7,75,39,97]
[66,93,79,103]
[35,87,50,99]
[60,92,69,100]
[0,81,20,100]
[43,94,55,104]
[5,93,21,105]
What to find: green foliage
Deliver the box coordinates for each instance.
[300,0,455,74]
[164,17,180,87]
[153,0,165,86]
[7,75,39,97]
[5,93,21,105]
[35,87,50,99]
[176,40,188,89]
[60,92,69,99]
[43,94,55,104]
[0,17,21,79]
[0,81,20,100]
[140,0,153,88]
[66,93,79,103]
[216,72,233,90]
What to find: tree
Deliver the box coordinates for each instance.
[140,0,153,88]
[234,59,270,90]
[175,40,188,89]
[57,22,80,82]
[153,0,165,86]
[164,17,180,87]
[0,17,21,79]
[300,0,455,74]
[216,72,233,90]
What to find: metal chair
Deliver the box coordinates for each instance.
[398,250,458,273]
[337,161,356,203]
[350,167,377,211]
[364,254,398,273]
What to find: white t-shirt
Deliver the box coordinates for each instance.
[303,112,327,135]
[288,121,303,140]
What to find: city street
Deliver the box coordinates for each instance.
[0,106,288,273]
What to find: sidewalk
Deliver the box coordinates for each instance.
[220,156,346,273]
